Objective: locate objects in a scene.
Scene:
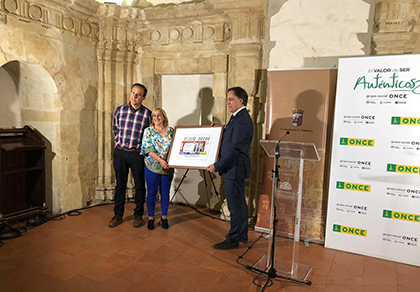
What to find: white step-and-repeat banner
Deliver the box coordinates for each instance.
[325,55,420,266]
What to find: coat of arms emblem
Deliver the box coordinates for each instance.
[292,109,304,126]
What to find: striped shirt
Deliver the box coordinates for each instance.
[113,103,151,151]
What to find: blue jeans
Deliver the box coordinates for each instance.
[144,166,174,217]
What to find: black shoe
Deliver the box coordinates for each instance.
[213,239,239,250]
[225,234,248,244]
[161,218,169,230]
[147,219,154,230]
[239,238,248,244]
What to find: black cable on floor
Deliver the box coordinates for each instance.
[30,202,116,225]
[0,202,116,248]
[236,233,264,266]
[0,200,235,248]
[50,209,66,221]
[235,234,273,289]
[67,210,82,216]
[56,202,116,218]
[0,222,27,241]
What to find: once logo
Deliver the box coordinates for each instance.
[361,115,375,120]
[391,117,420,125]
[383,210,420,223]
[402,236,418,242]
[387,163,420,174]
[353,205,368,211]
[340,137,375,147]
[336,181,371,192]
[407,189,420,194]
[333,224,367,237]
[357,161,371,166]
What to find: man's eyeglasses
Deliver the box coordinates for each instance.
[131,91,144,98]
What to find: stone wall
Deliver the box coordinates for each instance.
[0,0,100,212]
[2,0,412,237]
[95,0,268,221]
[372,0,420,54]
[268,0,375,69]
[0,0,267,217]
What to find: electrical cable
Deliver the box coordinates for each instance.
[0,222,27,241]
[67,210,82,216]
[0,200,245,248]
[0,202,115,248]
[0,197,271,289]
[30,202,115,225]
[236,234,264,265]
[235,234,274,289]
[50,209,66,221]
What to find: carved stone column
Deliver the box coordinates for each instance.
[95,6,139,201]
[96,40,115,200]
[372,0,420,54]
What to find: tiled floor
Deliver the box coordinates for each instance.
[0,203,419,292]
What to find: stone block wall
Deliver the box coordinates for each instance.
[0,0,100,212]
[0,0,267,218]
[372,0,420,54]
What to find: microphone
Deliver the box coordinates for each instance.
[275,131,290,155]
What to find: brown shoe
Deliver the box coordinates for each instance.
[133,215,144,228]
[109,215,123,228]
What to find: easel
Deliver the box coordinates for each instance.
[170,168,230,230]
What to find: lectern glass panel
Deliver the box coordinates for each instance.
[255,140,319,281]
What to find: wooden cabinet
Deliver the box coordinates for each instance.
[0,126,47,222]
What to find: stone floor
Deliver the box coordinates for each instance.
[0,203,418,292]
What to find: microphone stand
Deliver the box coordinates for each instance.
[246,131,311,290]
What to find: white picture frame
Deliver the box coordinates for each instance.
[167,125,224,169]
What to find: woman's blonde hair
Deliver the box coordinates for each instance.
[151,108,169,127]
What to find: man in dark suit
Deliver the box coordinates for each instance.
[207,87,254,250]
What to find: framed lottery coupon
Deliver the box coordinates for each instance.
[167,125,224,169]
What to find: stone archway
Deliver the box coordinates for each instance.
[0,60,59,212]
[0,62,20,127]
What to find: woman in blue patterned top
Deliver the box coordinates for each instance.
[141,108,174,230]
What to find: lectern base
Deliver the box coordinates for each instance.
[253,255,312,282]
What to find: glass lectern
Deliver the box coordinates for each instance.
[254,140,319,281]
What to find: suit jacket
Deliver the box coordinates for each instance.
[214,108,253,180]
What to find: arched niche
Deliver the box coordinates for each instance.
[0,62,21,127]
[0,60,60,213]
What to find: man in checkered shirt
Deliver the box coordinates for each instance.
[109,83,152,228]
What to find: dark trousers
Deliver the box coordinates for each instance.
[224,178,248,242]
[113,147,146,217]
